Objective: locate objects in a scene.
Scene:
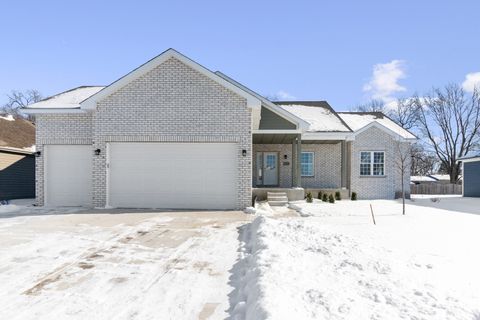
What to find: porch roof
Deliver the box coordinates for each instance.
[253,133,298,144]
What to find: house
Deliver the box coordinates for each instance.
[457,153,480,197]
[23,49,416,209]
[410,175,438,185]
[0,115,36,201]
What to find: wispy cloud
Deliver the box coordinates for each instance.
[462,72,480,93]
[363,60,407,103]
[267,90,296,101]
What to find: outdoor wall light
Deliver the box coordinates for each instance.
[35,151,41,157]
[284,154,288,159]
[94,149,101,155]
[242,149,247,157]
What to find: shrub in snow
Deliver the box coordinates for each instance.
[335,191,341,201]
[322,194,328,202]
[317,191,323,199]
[306,192,313,203]
[328,194,335,203]
[351,192,357,201]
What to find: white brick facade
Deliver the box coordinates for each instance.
[35,57,252,209]
[253,142,342,189]
[350,126,411,199]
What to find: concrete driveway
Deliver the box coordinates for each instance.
[0,208,251,319]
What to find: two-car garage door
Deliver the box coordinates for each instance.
[45,143,238,209]
[108,143,238,209]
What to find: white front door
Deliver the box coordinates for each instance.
[256,152,278,186]
[107,142,237,209]
[45,145,92,206]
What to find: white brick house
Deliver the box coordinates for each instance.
[25,49,416,209]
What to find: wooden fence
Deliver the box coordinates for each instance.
[410,183,462,195]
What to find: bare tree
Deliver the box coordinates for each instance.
[1,89,42,120]
[410,143,437,176]
[414,84,480,183]
[388,97,419,130]
[394,139,411,215]
[352,99,386,112]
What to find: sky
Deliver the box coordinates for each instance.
[1,0,479,110]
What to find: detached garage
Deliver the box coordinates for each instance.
[459,153,480,197]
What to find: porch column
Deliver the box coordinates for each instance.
[291,139,296,187]
[341,141,347,188]
[295,134,302,187]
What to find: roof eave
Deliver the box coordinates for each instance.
[22,108,88,114]
[80,49,261,111]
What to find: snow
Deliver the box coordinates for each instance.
[338,112,416,139]
[26,86,105,109]
[234,198,480,319]
[411,175,437,182]
[0,114,15,121]
[277,104,351,132]
[3,199,480,319]
[0,206,250,319]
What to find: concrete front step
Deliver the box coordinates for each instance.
[268,200,289,206]
[267,192,289,206]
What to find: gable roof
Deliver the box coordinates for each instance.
[337,112,416,140]
[25,86,105,110]
[0,116,35,150]
[274,101,352,132]
[81,48,261,110]
[214,71,308,130]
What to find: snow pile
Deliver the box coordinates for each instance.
[236,200,480,319]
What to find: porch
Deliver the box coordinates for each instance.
[252,131,351,202]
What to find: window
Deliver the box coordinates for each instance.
[301,152,314,176]
[360,151,385,176]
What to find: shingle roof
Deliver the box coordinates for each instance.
[25,86,105,109]
[274,101,352,132]
[337,112,416,139]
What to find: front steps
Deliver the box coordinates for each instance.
[267,192,288,206]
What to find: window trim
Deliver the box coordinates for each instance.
[301,151,315,177]
[360,151,385,177]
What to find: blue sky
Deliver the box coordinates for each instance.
[1,0,479,110]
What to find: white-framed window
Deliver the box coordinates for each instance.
[301,152,314,176]
[360,151,385,176]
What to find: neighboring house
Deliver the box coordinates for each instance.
[410,175,462,185]
[457,153,480,197]
[411,176,438,185]
[0,115,36,201]
[24,49,416,209]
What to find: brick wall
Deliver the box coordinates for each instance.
[253,142,342,189]
[35,113,92,205]
[35,57,252,209]
[350,126,411,199]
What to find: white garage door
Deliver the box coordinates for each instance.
[108,143,238,209]
[46,145,92,206]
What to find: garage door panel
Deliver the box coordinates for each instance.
[46,145,92,206]
[108,143,237,209]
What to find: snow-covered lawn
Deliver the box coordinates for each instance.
[0,205,250,319]
[233,198,480,320]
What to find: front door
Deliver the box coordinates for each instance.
[256,152,279,186]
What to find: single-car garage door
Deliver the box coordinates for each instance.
[108,143,238,209]
[45,145,92,206]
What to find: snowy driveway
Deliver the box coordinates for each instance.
[0,208,251,319]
